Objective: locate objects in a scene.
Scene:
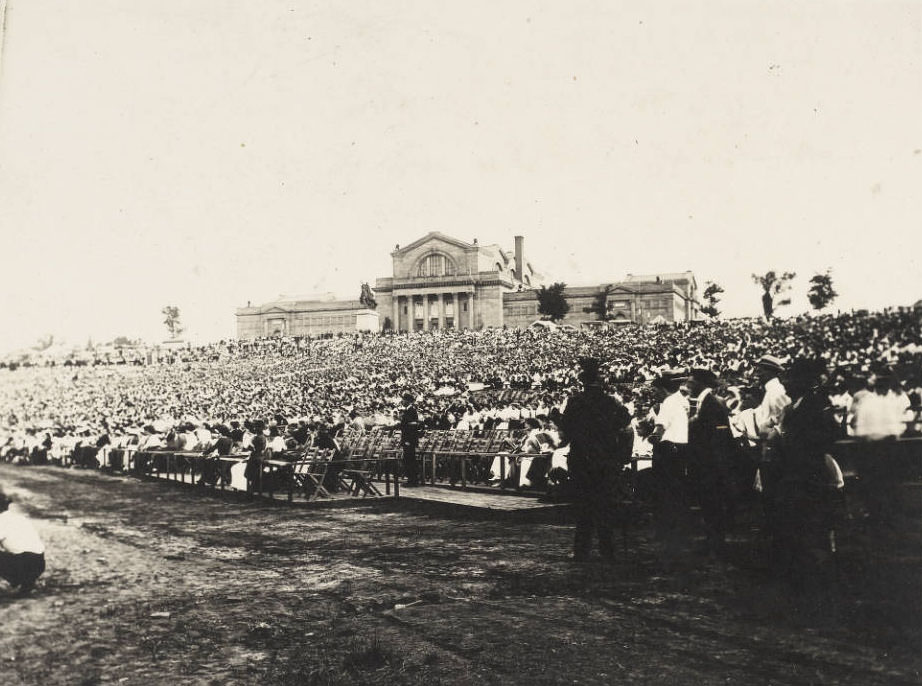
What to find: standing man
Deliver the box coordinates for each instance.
[751,355,791,539]
[648,370,690,553]
[753,355,791,440]
[687,368,739,556]
[400,392,422,487]
[560,357,633,562]
[0,490,46,596]
[772,358,842,587]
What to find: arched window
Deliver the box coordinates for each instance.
[417,253,456,277]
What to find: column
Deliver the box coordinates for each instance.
[423,293,430,331]
[393,295,400,332]
[409,292,416,332]
[438,293,445,330]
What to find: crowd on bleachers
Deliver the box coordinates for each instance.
[0,308,920,467]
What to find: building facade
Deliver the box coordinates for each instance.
[235,296,379,339]
[502,278,698,329]
[235,232,698,338]
[373,232,541,332]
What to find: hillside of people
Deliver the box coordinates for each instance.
[1,308,920,460]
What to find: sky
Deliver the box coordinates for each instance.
[0,0,919,352]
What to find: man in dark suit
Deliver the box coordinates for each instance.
[687,368,739,555]
[559,357,633,562]
[400,392,422,486]
[772,358,843,587]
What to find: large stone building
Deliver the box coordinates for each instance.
[374,232,543,332]
[235,232,698,338]
[235,294,379,339]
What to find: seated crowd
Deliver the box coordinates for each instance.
[0,309,920,486]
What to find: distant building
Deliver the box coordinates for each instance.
[503,276,699,329]
[235,294,379,339]
[235,232,698,338]
[374,232,543,332]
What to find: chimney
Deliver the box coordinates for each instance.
[514,235,525,281]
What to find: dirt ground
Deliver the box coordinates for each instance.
[0,464,919,686]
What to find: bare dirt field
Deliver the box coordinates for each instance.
[0,463,919,685]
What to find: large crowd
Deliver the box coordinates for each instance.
[0,308,920,463]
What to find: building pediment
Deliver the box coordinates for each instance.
[608,285,637,295]
[392,231,473,255]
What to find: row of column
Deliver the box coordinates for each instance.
[392,291,474,331]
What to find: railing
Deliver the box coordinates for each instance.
[6,429,921,505]
[35,444,400,504]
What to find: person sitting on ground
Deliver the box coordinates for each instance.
[0,490,46,596]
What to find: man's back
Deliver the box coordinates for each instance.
[562,388,631,465]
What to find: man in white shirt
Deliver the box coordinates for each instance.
[0,491,45,596]
[648,370,690,552]
[854,370,908,439]
[752,355,791,441]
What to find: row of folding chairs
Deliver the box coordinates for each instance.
[418,430,523,485]
[257,446,389,501]
[335,428,526,485]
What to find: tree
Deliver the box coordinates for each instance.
[162,305,184,339]
[807,270,838,311]
[583,284,614,320]
[699,281,725,318]
[536,282,570,322]
[751,270,796,319]
[32,334,54,351]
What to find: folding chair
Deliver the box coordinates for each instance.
[435,431,474,485]
[291,448,333,501]
[338,465,383,497]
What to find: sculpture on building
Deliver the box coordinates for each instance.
[359,282,378,310]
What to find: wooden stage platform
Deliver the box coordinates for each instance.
[396,485,569,512]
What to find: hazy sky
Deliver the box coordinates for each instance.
[0,1,919,351]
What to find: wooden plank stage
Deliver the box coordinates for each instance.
[396,485,568,511]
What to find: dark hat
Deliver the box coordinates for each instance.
[756,355,785,373]
[651,371,685,390]
[650,376,669,390]
[401,391,416,402]
[871,366,893,381]
[690,368,719,386]
[578,357,602,381]
[786,358,827,382]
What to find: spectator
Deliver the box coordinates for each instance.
[0,490,46,596]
